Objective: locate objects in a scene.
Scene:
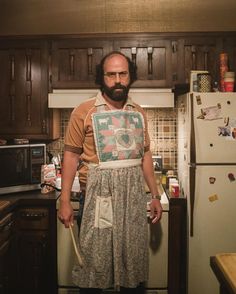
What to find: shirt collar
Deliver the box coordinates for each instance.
[94,90,135,108]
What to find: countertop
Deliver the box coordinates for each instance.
[0,189,59,217]
[210,253,236,294]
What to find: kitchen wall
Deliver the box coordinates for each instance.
[47,108,177,170]
[1,0,236,35]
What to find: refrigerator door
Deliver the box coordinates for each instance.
[190,92,236,163]
[188,165,236,294]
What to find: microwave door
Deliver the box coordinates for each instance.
[0,147,30,187]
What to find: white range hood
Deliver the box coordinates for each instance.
[48,88,174,108]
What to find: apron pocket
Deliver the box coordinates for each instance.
[94,196,113,229]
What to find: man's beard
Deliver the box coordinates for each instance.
[102,83,130,102]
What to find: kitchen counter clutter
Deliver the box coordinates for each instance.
[210,253,236,294]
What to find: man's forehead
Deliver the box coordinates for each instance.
[104,54,128,67]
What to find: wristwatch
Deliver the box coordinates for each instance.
[152,194,161,200]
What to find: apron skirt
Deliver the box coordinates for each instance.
[72,164,149,289]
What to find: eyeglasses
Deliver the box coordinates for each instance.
[104,71,129,80]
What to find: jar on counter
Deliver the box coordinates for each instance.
[166,170,177,189]
[224,71,235,92]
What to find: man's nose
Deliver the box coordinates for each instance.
[115,73,121,83]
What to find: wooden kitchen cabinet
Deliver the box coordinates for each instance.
[0,212,16,294]
[0,38,60,140]
[113,37,173,88]
[51,35,174,89]
[51,37,113,89]
[175,34,220,85]
[51,33,231,91]
[16,205,57,294]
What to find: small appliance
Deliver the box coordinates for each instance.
[0,143,46,194]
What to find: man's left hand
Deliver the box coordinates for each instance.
[150,199,163,223]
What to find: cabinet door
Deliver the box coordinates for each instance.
[0,240,11,293]
[0,39,59,140]
[51,38,112,89]
[16,205,57,294]
[0,212,16,294]
[16,230,51,293]
[113,38,173,88]
[176,36,219,85]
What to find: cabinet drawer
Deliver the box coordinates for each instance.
[0,213,14,246]
[18,207,49,230]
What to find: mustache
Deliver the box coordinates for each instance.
[111,83,127,90]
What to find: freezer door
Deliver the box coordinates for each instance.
[188,165,236,294]
[190,92,236,163]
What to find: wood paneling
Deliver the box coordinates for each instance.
[1,1,236,35]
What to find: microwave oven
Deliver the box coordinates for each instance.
[0,143,46,195]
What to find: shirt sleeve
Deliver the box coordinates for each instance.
[64,107,85,154]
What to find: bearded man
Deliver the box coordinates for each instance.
[58,51,163,294]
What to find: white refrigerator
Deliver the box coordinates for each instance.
[177,92,236,294]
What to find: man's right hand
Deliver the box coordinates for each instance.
[58,199,74,228]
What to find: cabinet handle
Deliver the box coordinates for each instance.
[10,55,15,81]
[191,46,196,70]
[69,53,75,76]
[42,119,46,131]
[131,47,137,65]
[172,41,178,53]
[147,47,153,75]
[204,50,209,70]
[20,212,47,218]
[26,53,32,81]
[87,48,93,75]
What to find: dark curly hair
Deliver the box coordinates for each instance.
[95,51,137,89]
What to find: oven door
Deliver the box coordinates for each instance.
[57,209,79,293]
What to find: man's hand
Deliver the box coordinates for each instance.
[58,200,74,228]
[149,199,163,224]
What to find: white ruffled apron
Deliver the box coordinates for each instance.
[72,105,149,289]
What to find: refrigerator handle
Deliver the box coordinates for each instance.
[189,163,196,237]
[190,93,196,164]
